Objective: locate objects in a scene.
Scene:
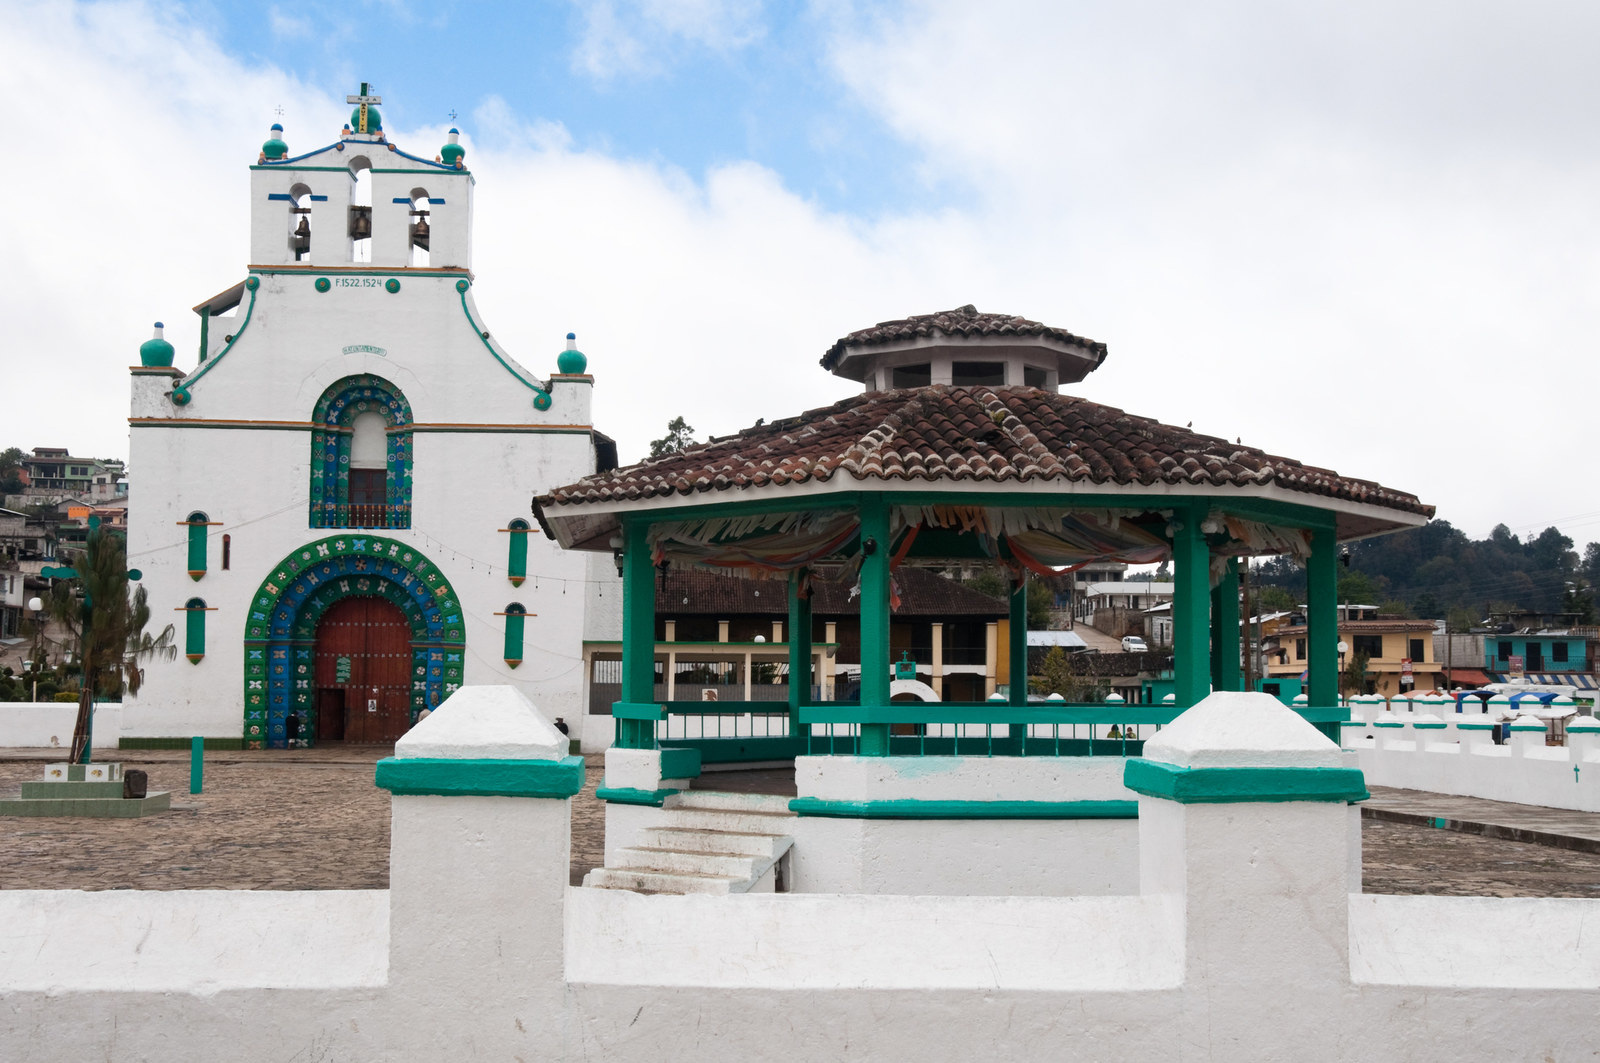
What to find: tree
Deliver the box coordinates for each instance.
[964,568,1051,629]
[648,417,698,459]
[1411,592,1443,620]
[1336,569,1383,604]
[1563,579,1596,625]
[0,446,22,493]
[44,523,175,760]
[1341,652,1370,698]
[1256,585,1295,613]
[1029,646,1109,702]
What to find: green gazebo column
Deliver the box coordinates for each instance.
[618,519,658,750]
[1009,574,1029,742]
[1306,523,1339,725]
[1171,506,1211,706]
[788,567,813,743]
[1210,557,1241,692]
[858,495,891,756]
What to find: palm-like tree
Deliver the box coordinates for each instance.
[44,523,175,762]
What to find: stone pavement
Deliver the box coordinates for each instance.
[0,748,607,890]
[1363,784,1600,853]
[4,751,1600,897]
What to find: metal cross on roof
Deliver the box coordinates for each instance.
[347,82,382,134]
[448,109,458,122]
[275,105,285,118]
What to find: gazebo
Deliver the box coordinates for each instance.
[534,305,1432,796]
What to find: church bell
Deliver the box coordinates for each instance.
[291,216,311,255]
[348,205,373,240]
[409,212,430,251]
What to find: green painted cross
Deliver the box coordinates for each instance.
[347,82,381,134]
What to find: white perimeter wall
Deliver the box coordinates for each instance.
[1347,716,1600,812]
[0,703,121,748]
[10,693,1600,1061]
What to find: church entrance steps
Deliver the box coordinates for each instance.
[583,790,795,894]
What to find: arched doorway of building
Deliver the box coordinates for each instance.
[313,596,414,743]
[243,534,466,749]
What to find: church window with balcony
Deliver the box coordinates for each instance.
[309,375,414,529]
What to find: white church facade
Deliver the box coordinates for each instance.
[125,89,611,749]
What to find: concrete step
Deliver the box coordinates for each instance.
[669,790,795,815]
[640,826,789,858]
[613,846,762,879]
[583,867,745,895]
[659,807,797,836]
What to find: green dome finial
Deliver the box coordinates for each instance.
[347,82,383,135]
[557,332,587,374]
[440,127,465,168]
[140,322,175,368]
[262,123,288,161]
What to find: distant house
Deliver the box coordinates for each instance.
[1263,616,1443,698]
[19,448,124,504]
[1075,580,1174,636]
[1482,631,1590,679]
[1040,559,1129,628]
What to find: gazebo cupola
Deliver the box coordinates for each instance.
[821,304,1108,393]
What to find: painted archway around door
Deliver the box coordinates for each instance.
[243,533,465,749]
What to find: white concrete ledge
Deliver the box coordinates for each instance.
[1351,894,1600,988]
[0,890,388,993]
[564,888,1181,990]
[795,754,1132,803]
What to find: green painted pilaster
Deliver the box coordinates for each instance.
[618,520,657,750]
[1211,557,1241,692]
[1009,575,1029,705]
[788,568,813,736]
[858,496,891,756]
[1171,506,1210,706]
[1306,523,1339,710]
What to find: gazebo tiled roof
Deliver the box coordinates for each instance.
[820,305,1109,371]
[535,384,1432,545]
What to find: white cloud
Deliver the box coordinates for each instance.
[569,0,764,80]
[570,0,653,80]
[638,0,764,50]
[266,5,311,39]
[4,0,1598,545]
[817,0,1600,540]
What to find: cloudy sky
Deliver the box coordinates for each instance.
[3,0,1598,544]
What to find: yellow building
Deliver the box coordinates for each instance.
[1265,618,1442,698]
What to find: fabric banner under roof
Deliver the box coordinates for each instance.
[644,504,1314,582]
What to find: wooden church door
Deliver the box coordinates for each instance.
[314,597,414,743]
